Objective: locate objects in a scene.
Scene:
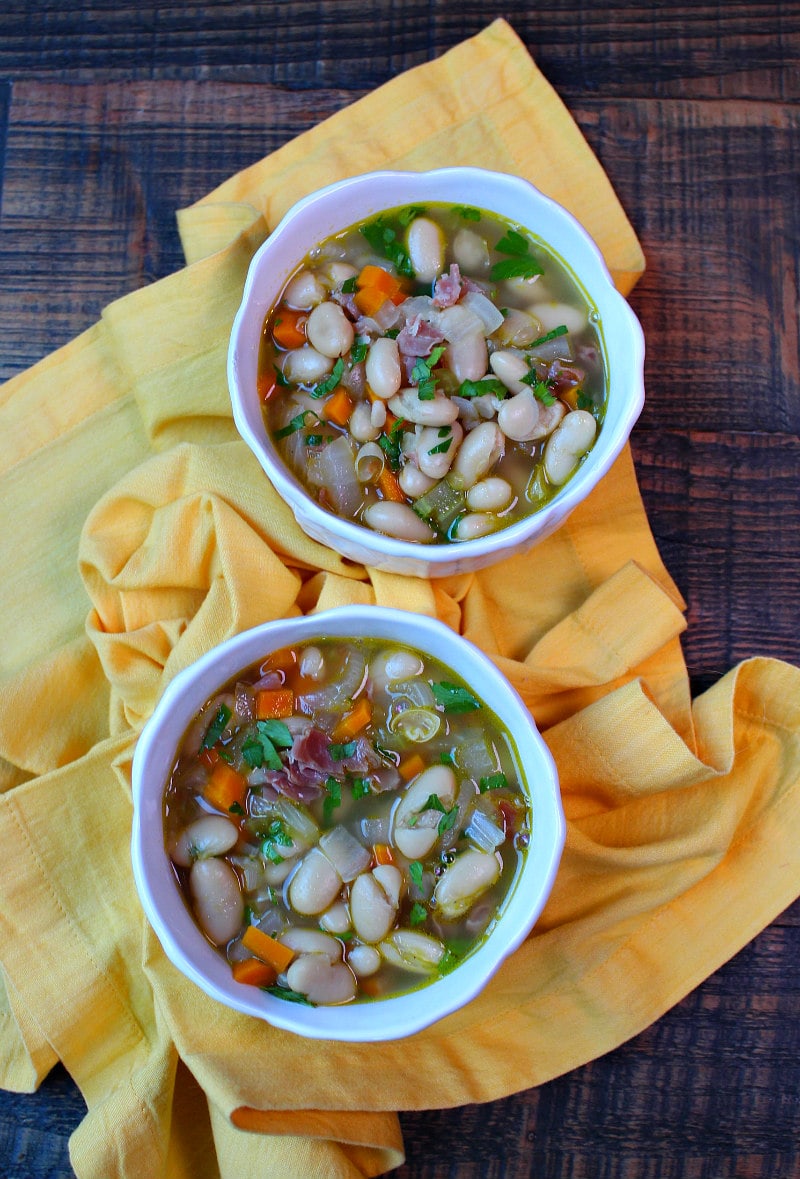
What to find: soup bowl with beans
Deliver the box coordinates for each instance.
[228,168,645,578]
[131,607,564,1041]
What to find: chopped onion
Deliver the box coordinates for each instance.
[461,289,506,335]
[300,647,366,712]
[361,815,391,844]
[389,678,436,709]
[465,809,505,853]
[273,798,320,846]
[307,436,362,516]
[319,825,372,882]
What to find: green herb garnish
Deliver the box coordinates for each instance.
[228,801,244,816]
[409,902,428,927]
[263,984,315,1006]
[408,861,424,888]
[431,681,481,712]
[323,776,342,824]
[311,357,345,399]
[242,719,292,770]
[350,777,372,800]
[340,275,358,293]
[458,377,508,399]
[360,218,415,278]
[453,205,481,221]
[329,740,357,762]
[262,818,293,863]
[427,434,453,456]
[201,704,231,750]
[305,433,323,446]
[528,324,569,349]
[274,410,319,440]
[378,417,406,470]
[350,340,368,364]
[479,772,508,793]
[411,345,446,400]
[437,948,461,975]
[490,256,544,282]
[521,370,557,405]
[398,205,426,226]
[274,366,290,387]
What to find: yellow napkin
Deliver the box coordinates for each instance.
[1,19,799,1179]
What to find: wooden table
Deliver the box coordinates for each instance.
[1,3,798,1176]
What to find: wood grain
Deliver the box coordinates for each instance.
[1,4,798,1177]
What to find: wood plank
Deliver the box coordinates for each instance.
[1,3,798,101]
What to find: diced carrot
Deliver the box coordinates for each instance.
[231,957,278,988]
[242,925,296,972]
[257,365,281,402]
[398,752,426,782]
[263,646,296,673]
[373,843,394,866]
[331,696,372,743]
[354,286,390,318]
[255,687,295,719]
[356,265,402,297]
[272,308,307,350]
[203,762,247,815]
[199,746,220,769]
[321,387,354,428]
[377,466,406,503]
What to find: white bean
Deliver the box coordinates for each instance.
[319,900,352,935]
[489,349,529,395]
[529,300,587,334]
[350,865,403,944]
[347,943,381,978]
[365,337,402,400]
[466,476,514,512]
[398,464,436,499]
[388,387,459,426]
[169,815,239,868]
[417,421,463,480]
[526,399,567,441]
[305,301,355,359]
[322,261,358,288]
[349,401,381,443]
[384,650,424,680]
[452,227,490,273]
[279,928,343,962]
[298,644,325,680]
[433,848,501,920]
[543,409,597,485]
[370,400,387,430]
[454,512,497,541]
[406,217,445,282]
[287,847,342,916]
[286,954,357,1005]
[362,501,436,543]
[282,346,333,384]
[493,307,542,347]
[445,329,488,383]
[189,858,243,946]
[283,268,327,310]
[392,765,456,859]
[449,421,505,489]
[379,929,445,973]
[497,389,541,442]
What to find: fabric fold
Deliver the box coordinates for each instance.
[0,16,798,1179]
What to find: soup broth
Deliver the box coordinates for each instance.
[259,202,605,545]
[164,637,531,1006]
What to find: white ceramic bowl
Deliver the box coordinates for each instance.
[131,606,564,1041]
[228,167,645,578]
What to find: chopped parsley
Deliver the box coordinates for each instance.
[323,776,342,824]
[378,417,406,470]
[458,376,508,399]
[479,772,508,793]
[242,719,292,770]
[340,275,358,293]
[411,345,446,400]
[274,409,319,440]
[489,228,544,283]
[274,366,290,388]
[453,204,481,221]
[350,777,372,800]
[329,740,357,762]
[262,819,293,864]
[528,324,569,349]
[521,369,557,405]
[201,704,231,750]
[408,860,424,888]
[398,204,426,226]
[360,218,415,278]
[350,340,368,365]
[409,902,428,927]
[419,793,459,836]
[427,434,453,456]
[310,357,344,399]
[262,984,315,1006]
[431,681,481,713]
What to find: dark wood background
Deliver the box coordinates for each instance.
[1,2,798,1176]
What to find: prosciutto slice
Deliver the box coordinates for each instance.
[396,314,446,357]
[432,263,463,309]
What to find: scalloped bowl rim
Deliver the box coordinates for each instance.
[228,167,645,577]
[130,606,565,1041]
